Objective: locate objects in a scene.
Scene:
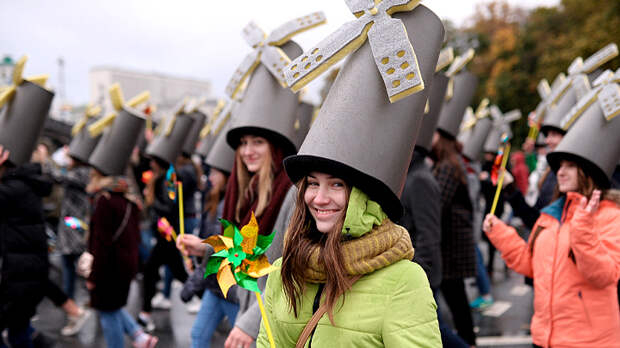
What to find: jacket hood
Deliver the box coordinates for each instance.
[2,163,53,197]
[603,189,620,205]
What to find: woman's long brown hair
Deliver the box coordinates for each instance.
[281,178,353,324]
[432,132,466,184]
[234,147,274,220]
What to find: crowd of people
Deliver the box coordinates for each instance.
[1,3,620,348]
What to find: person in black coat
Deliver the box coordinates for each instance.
[0,146,52,347]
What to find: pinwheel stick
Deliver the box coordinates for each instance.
[490,144,511,216]
[178,181,185,236]
[255,291,276,348]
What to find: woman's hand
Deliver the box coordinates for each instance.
[483,214,501,234]
[579,189,601,214]
[225,327,254,348]
[176,234,207,257]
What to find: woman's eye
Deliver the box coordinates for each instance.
[307,181,319,187]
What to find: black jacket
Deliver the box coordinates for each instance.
[399,149,442,289]
[0,163,52,328]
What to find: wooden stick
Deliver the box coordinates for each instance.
[255,291,276,348]
[490,144,511,216]
[178,181,185,236]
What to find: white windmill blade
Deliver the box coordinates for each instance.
[537,79,551,99]
[474,98,490,118]
[285,18,371,92]
[550,72,566,91]
[267,11,327,46]
[368,16,424,102]
[592,70,614,87]
[599,83,620,121]
[260,46,292,87]
[503,109,522,123]
[490,105,503,122]
[225,50,261,99]
[572,74,591,100]
[436,47,454,72]
[446,48,474,77]
[567,57,583,76]
[242,22,266,48]
[581,43,618,74]
[345,0,375,16]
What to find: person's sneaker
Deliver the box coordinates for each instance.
[186,297,202,314]
[133,331,159,348]
[151,293,171,310]
[470,295,494,310]
[61,308,92,336]
[137,313,156,332]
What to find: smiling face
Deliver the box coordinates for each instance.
[557,160,579,193]
[304,172,349,234]
[239,135,270,173]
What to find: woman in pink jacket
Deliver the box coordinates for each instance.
[483,148,620,346]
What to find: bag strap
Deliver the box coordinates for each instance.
[111,203,132,242]
[295,275,362,348]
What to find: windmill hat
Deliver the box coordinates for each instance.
[225,12,326,156]
[291,101,315,150]
[541,73,590,136]
[182,110,207,156]
[68,105,104,164]
[205,122,235,175]
[462,99,494,161]
[0,56,54,167]
[88,107,147,176]
[417,73,449,152]
[284,3,445,221]
[548,81,620,188]
[226,40,303,156]
[483,106,522,153]
[436,48,478,139]
[146,100,195,164]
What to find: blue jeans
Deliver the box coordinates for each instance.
[62,253,80,299]
[98,309,142,348]
[475,245,491,296]
[433,290,469,348]
[191,289,239,348]
[0,324,34,348]
[163,217,200,298]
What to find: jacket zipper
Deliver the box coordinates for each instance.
[578,290,592,327]
[307,283,324,348]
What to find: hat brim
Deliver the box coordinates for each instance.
[547,151,610,189]
[540,125,567,137]
[283,154,404,221]
[226,126,297,157]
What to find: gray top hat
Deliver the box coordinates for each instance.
[417,73,449,152]
[89,107,146,176]
[284,4,444,220]
[146,110,195,164]
[68,106,104,163]
[205,122,235,175]
[542,73,591,136]
[291,102,314,150]
[483,106,522,153]
[462,102,494,161]
[436,67,478,138]
[0,79,54,167]
[548,82,620,188]
[181,110,207,156]
[226,40,303,155]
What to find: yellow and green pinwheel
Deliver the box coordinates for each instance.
[203,212,277,297]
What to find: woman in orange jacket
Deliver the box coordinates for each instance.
[483,157,620,347]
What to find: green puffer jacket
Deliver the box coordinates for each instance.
[257,258,441,347]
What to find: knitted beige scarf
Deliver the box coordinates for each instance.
[304,219,414,283]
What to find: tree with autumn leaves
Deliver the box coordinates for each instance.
[445,0,620,147]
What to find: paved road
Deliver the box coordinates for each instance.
[28,246,534,348]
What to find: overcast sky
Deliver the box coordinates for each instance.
[1,0,559,107]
